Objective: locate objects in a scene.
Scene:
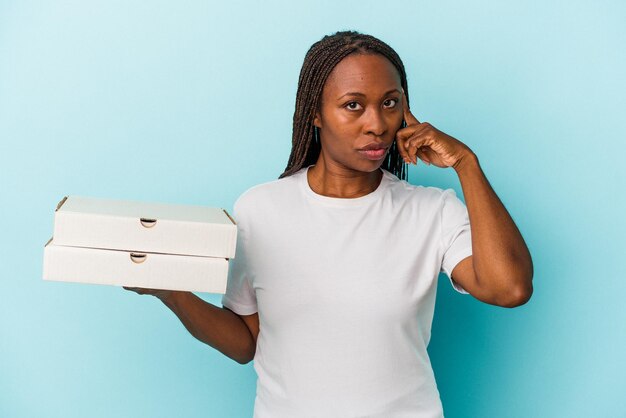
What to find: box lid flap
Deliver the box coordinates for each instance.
[59,196,233,225]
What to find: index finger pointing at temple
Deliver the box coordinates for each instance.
[402,89,420,125]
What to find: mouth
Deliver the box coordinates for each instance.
[357,147,388,160]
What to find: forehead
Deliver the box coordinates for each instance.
[324,53,401,95]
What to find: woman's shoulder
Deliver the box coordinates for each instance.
[382,170,466,216]
[233,168,305,213]
[382,169,450,201]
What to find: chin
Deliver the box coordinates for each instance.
[352,160,385,174]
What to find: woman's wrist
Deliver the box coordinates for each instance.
[158,290,193,310]
[157,289,178,306]
[453,151,479,174]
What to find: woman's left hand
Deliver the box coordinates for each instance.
[396,90,474,170]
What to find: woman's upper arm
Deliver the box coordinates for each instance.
[452,256,516,307]
[239,312,259,344]
[451,256,495,304]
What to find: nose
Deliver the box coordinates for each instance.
[362,108,387,137]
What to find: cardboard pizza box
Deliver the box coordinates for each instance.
[43,237,229,293]
[52,196,237,258]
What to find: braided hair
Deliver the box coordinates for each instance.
[279,30,409,180]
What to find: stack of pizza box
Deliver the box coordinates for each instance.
[43,195,237,293]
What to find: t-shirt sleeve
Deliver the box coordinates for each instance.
[439,188,473,294]
[221,199,258,315]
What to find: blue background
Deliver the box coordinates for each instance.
[1,1,624,417]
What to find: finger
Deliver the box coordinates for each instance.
[396,122,430,142]
[124,286,151,294]
[395,137,412,164]
[415,148,431,165]
[402,136,418,164]
[408,142,421,164]
[405,136,434,164]
[401,89,420,125]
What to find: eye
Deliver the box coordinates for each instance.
[383,98,398,108]
[345,101,362,111]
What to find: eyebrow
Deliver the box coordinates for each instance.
[337,88,402,101]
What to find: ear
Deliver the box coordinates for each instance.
[313,111,322,128]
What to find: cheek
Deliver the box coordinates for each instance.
[391,108,404,124]
[323,113,357,140]
[389,112,404,134]
[330,124,360,151]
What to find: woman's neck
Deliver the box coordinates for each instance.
[307,158,383,198]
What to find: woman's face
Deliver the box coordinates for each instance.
[313,53,404,173]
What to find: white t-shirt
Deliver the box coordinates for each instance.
[222,165,472,418]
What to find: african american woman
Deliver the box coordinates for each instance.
[126,30,533,417]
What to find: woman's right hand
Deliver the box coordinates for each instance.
[123,286,178,303]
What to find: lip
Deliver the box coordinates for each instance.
[358,146,388,160]
[359,143,386,151]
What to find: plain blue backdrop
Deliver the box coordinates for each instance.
[1,1,624,417]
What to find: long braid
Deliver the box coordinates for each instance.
[279,30,410,180]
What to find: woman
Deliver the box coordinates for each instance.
[127,30,533,417]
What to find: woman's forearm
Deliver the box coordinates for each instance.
[160,291,256,364]
[454,153,534,301]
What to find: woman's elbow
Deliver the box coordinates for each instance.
[235,354,255,365]
[234,341,256,365]
[501,281,533,308]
